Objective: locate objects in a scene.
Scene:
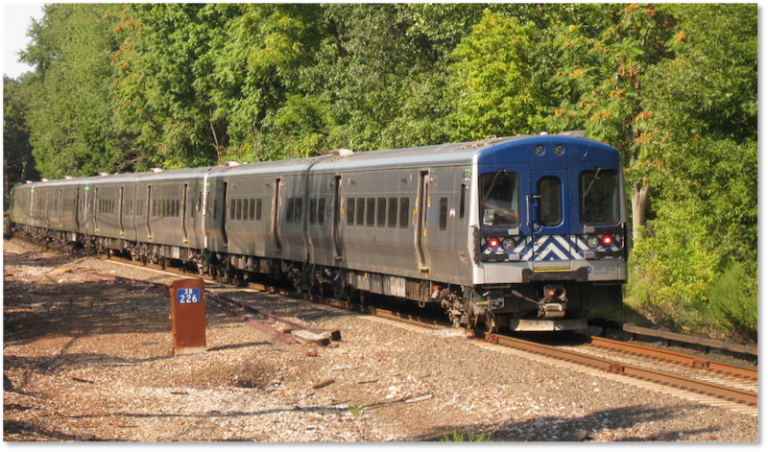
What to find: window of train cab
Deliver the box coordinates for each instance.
[479,171,521,228]
[579,169,620,226]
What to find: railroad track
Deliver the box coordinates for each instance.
[484,333,757,409]
[83,249,758,413]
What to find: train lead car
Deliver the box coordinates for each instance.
[10,133,627,332]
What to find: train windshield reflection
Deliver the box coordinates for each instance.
[580,169,619,225]
[479,171,521,227]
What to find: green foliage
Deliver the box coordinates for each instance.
[112,3,228,170]
[3,76,39,205]
[206,4,324,162]
[20,4,127,178]
[621,4,757,340]
[348,402,366,420]
[706,262,757,343]
[441,430,493,442]
[446,10,537,139]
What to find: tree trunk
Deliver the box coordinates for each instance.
[631,181,650,244]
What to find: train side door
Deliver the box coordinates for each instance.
[415,170,430,272]
[118,186,125,236]
[271,178,283,253]
[332,175,343,260]
[528,168,572,269]
[84,185,94,235]
[75,188,81,231]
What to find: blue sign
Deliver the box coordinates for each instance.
[177,288,201,304]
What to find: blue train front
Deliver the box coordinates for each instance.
[466,135,627,331]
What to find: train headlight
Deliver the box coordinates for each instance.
[601,235,614,247]
[488,237,500,248]
[502,237,516,250]
[587,235,600,249]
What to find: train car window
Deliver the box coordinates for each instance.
[318,198,326,225]
[229,199,236,220]
[366,198,376,226]
[346,198,355,226]
[399,197,410,228]
[309,198,317,224]
[256,198,263,221]
[460,184,467,219]
[580,170,619,225]
[285,198,295,223]
[294,198,303,223]
[376,198,386,227]
[387,198,398,228]
[236,199,243,221]
[479,172,521,227]
[538,176,562,226]
[439,197,448,231]
[356,198,365,226]
[248,199,255,221]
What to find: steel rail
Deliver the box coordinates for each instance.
[485,333,758,407]
[586,335,757,381]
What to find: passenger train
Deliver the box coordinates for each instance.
[9,133,627,331]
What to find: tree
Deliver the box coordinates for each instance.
[627,4,757,337]
[445,10,537,140]
[20,3,128,178]
[206,3,324,161]
[112,3,227,169]
[3,75,39,206]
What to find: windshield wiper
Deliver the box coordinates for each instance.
[583,167,603,198]
[483,169,507,199]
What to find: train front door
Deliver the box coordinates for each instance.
[528,168,572,270]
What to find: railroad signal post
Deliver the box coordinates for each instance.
[169,278,207,355]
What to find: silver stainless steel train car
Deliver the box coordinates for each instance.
[10,134,627,331]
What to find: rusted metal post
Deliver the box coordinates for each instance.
[169,278,207,355]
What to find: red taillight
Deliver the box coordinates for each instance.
[601,235,614,247]
[488,237,500,248]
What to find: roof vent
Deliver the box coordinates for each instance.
[558,130,587,138]
[150,168,164,173]
[26,181,32,184]
[539,131,549,135]
[331,149,354,157]
[99,172,109,177]
[64,176,73,180]
[224,161,240,167]
[41,178,49,182]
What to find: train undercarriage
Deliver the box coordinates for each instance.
[11,224,601,333]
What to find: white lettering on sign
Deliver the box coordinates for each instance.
[177,288,201,304]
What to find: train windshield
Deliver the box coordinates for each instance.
[479,171,521,227]
[580,169,620,225]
